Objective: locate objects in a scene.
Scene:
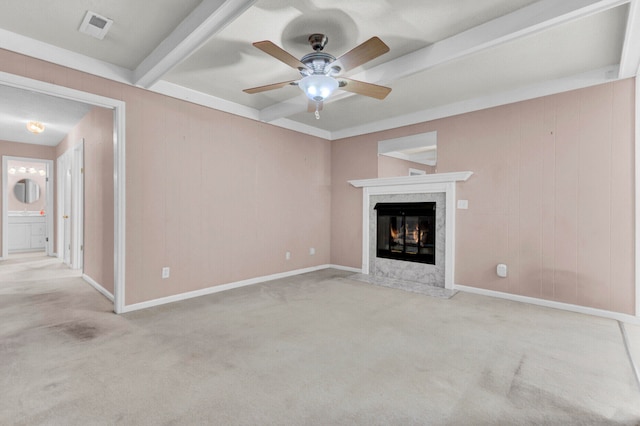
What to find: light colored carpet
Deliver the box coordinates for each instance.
[1,255,639,425]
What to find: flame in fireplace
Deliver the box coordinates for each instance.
[390,224,399,239]
[410,227,419,244]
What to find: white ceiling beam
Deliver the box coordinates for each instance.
[261,0,629,123]
[619,0,640,78]
[134,0,257,88]
[149,80,331,140]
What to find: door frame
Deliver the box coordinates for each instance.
[56,140,84,269]
[2,156,54,257]
[0,71,126,314]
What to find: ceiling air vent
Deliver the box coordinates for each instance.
[79,11,113,40]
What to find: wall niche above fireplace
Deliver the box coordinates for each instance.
[375,202,436,264]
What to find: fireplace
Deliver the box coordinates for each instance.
[375,202,436,264]
[349,171,473,290]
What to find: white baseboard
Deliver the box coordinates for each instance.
[83,274,114,302]
[454,284,640,325]
[121,264,350,313]
[327,264,362,273]
[115,265,639,324]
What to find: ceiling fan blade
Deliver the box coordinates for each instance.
[243,80,297,94]
[338,78,391,100]
[253,40,309,71]
[332,37,390,72]
[307,100,323,113]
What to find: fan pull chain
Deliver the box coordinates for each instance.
[315,102,320,120]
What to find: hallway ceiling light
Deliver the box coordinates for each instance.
[26,120,45,134]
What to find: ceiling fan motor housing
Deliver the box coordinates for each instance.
[308,33,328,51]
[300,52,338,76]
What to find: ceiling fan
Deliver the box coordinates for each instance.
[243,34,392,119]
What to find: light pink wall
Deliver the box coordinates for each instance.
[1,48,634,315]
[57,107,114,294]
[0,49,332,305]
[330,135,378,267]
[331,79,635,315]
[0,140,55,255]
[125,91,331,304]
[378,155,435,177]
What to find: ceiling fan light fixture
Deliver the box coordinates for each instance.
[299,75,338,102]
[26,120,45,134]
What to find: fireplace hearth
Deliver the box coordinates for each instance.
[375,202,436,264]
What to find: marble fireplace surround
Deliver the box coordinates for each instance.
[349,172,473,291]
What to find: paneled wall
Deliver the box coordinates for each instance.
[0,47,634,314]
[57,107,114,294]
[331,79,635,315]
[0,49,332,306]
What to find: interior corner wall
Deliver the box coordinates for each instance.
[0,140,55,256]
[0,48,332,306]
[331,78,636,316]
[57,107,114,294]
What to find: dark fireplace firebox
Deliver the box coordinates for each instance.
[375,202,436,264]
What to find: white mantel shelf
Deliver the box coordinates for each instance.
[349,171,473,188]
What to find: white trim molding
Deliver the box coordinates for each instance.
[455,284,640,325]
[349,171,473,188]
[349,172,473,290]
[636,68,640,318]
[121,264,346,313]
[83,274,114,302]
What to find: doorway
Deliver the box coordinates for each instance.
[57,141,84,270]
[0,71,126,313]
[2,156,54,258]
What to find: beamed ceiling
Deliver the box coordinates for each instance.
[0,0,638,142]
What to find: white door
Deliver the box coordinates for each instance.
[57,141,84,269]
[63,166,71,265]
[72,142,84,270]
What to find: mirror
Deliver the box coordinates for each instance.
[378,131,437,178]
[14,178,41,204]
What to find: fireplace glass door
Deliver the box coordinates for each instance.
[375,202,436,264]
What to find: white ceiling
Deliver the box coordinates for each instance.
[0,85,93,146]
[0,0,638,142]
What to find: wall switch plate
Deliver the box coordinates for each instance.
[497,264,508,278]
[285,251,291,260]
[162,267,170,279]
[457,200,469,209]
[309,247,315,255]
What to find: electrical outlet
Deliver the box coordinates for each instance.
[285,251,291,260]
[162,267,170,279]
[309,247,316,255]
